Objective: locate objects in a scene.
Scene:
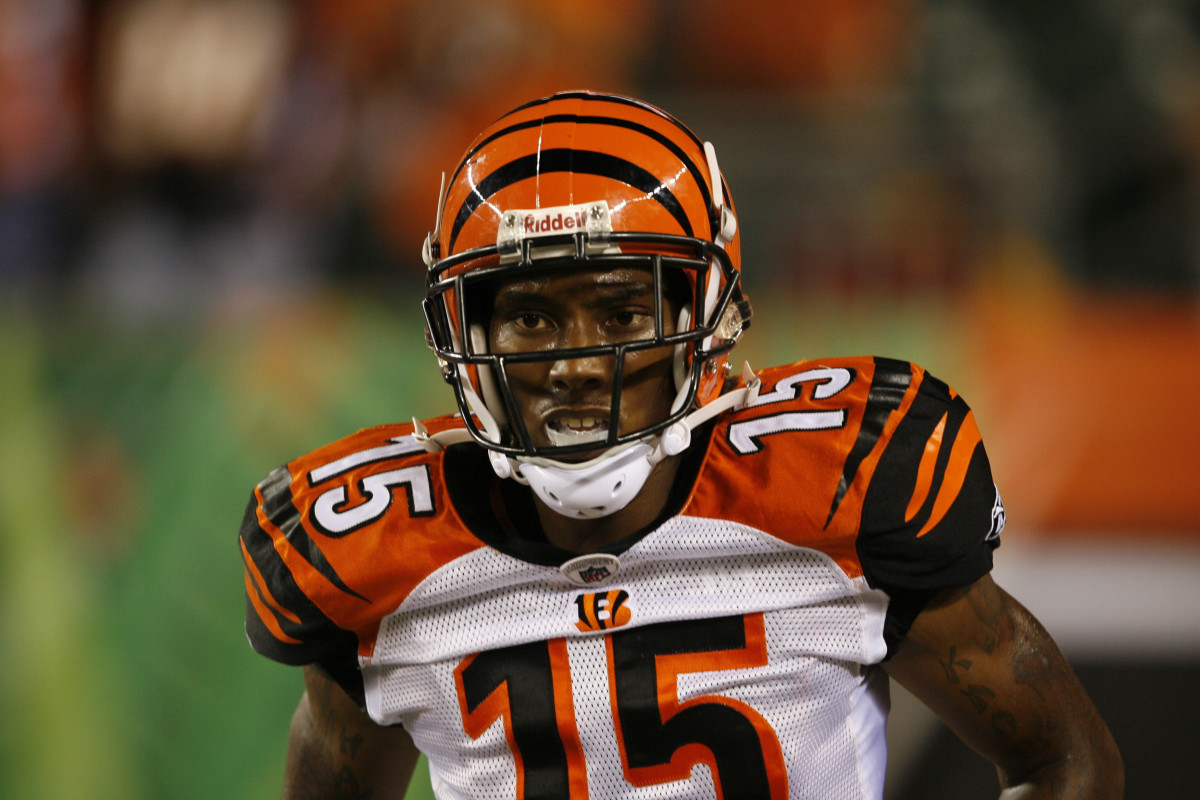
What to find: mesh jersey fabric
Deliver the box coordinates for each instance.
[240,356,1002,799]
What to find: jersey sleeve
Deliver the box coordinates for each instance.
[856,366,1004,595]
[238,420,479,708]
[239,464,360,668]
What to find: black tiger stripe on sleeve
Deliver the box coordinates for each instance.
[257,466,370,602]
[239,487,358,668]
[856,370,1000,594]
[826,358,912,528]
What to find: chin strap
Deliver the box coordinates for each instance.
[516,442,657,519]
[413,363,762,519]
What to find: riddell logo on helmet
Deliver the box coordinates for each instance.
[524,209,587,233]
[497,201,612,252]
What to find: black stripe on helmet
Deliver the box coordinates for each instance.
[504,91,706,149]
[446,114,713,218]
[448,148,694,252]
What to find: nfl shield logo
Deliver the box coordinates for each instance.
[579,565,611,583]
[559,553,621,587]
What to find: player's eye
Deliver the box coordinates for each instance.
[508,312,552,332]
[607,308,655,336]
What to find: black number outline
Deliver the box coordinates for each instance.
[454,615,787,798]
[727,366,854,456]
[607,613,787,799]
[454,639,588,799]
[304,437,436,537]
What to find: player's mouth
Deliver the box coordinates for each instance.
[544,415,610,448]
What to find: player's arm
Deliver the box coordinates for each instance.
[883,574,1123,799]
[283,664,420,800]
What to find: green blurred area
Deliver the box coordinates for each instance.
[0,291,448,800]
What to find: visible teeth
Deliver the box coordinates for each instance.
[546,417,608,446]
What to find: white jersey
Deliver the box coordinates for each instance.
[241,357,1002,799]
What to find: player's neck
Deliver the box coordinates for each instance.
[532,455,682,554]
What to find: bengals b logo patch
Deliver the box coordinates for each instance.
[574,590,631,632]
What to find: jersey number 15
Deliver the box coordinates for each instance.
[454,613,788,799]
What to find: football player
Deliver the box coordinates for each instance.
[240,91,1122,798]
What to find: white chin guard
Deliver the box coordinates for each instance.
[470,366,762,521]
[516,442,657,519]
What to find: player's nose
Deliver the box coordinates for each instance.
[548,321,611,392]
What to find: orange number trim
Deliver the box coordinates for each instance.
[455,638,588,799]
[606,613,788,799]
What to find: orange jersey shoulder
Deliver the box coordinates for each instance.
[240,414,484,663]
[687,356,1000,590]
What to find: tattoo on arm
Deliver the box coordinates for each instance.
[287,668,378,800]
[330,766,370,800]
[936,599,1060,758]
[894,578,1123,796]
[937,644,1005,717]
[325,727,369,799]
[291,753,372,800]
[960,683,996,714]
[938,645,972,684]
[341,727,365,759]
[936,583,1078,773]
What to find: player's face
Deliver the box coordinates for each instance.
[488,266,679,458]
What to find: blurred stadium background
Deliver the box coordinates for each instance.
[1,1,1198,797]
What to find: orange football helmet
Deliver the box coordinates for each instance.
[423,90,751,474]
